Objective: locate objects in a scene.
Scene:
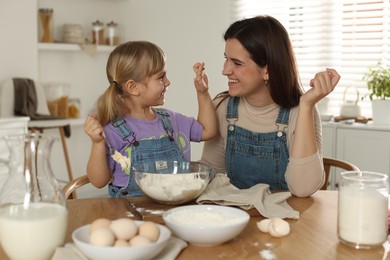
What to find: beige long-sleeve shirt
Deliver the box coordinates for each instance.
[200,96,325,197]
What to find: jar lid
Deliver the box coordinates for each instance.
[92,20,104,26]
[39,8,53,13]
[107,21,118,27]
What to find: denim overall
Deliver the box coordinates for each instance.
[108,109,186,197]
[225,97,290,190]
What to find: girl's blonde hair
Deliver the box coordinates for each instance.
[96,41,166,126]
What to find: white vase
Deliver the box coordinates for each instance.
[372,99,390,125]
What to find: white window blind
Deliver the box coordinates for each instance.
[231,0,390,118]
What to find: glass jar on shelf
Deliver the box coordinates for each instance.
[38,8,54,43]
[106,21,120,46]
[68,98,81,118]
[92,20,104,45]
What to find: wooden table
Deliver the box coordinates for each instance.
[0,191,387,259]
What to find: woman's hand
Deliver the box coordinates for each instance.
[301,68,341,107]
[84,114,104,143]
[193,62,209,93]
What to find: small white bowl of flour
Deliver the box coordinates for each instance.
[163,204,250,247]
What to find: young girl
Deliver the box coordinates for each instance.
[84,40,217,197]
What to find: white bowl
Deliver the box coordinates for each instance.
[72,221,171,260]
[134,161,211,205]
[162,205,250,247]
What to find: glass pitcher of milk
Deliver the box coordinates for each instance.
[338,171,389,249]
[0,133,68,260]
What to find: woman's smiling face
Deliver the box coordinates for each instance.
[222,38,268,98]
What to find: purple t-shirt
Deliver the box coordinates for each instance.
[103,108,203,187]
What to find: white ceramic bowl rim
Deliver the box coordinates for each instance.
[162,204,250,247]
[163,205,250,228]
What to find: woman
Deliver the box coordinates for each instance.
[201,16,340,197]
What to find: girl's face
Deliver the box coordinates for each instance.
[222,38,268,99]
[141,66,170,107]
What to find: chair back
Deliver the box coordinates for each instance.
[64,175,90,199]
[321,157,360,190]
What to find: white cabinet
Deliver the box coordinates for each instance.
[336,128,390,173]
[322,122,390,189]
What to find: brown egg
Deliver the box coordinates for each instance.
[138,221,160,242]
[90,227,115,246]
[90,218,111,234]
[129,235,152,246]
[110,218,138,240]
[114,240,130,247]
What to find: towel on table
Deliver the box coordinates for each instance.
[13,78,71,137]
[196,173,299,219]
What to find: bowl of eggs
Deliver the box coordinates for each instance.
[162,204,250,247]
[133,160,212,205]
[72,218,171,260]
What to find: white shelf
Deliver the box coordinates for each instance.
[38,43,116,52]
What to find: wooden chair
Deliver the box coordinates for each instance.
[63,175,90,199]
[321,157,360,190]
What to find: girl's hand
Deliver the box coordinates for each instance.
[84,114,104,143]
[301,68,341,107]
[193,62,209,93]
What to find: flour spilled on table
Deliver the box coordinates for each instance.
[259,242,277,260]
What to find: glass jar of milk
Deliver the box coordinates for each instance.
[338,171,389,249]
[0,133,68,260]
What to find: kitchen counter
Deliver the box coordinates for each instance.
[322,120,390,131]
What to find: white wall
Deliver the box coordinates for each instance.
[0,0,38,81]
[1,0,231,198]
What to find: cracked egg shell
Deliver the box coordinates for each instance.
[268,218,290,237]
[256,219,272,233]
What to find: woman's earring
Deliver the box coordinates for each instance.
[265,79,268,87]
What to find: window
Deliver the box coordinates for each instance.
[231,0,390,118]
